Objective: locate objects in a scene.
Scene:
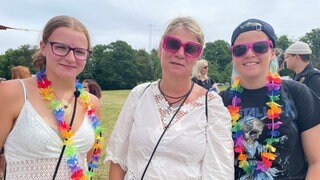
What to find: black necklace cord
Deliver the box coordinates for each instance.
[141,82,194,180]
[52,88,80,180]
[158,80,191,99]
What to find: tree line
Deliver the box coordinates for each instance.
[0,28,319,90]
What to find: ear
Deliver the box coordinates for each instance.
[39,40,47,56]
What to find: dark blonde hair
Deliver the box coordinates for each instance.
[11,66,31,79]
[162,17,204,46]
[33,15,91,70]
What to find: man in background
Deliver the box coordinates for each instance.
[285,41,320,97]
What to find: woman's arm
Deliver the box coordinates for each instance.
[109,162,125,180]
[301,124,320,179]
[202,93,234,179]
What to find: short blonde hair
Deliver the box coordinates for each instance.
[162,17,204,46]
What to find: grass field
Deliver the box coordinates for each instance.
[95,85,228,179]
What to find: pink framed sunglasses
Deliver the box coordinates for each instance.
[162,35,203,58]
[230,40,273,57]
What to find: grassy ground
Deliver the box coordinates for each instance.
[94,86,228,179]
[95,90,130,179]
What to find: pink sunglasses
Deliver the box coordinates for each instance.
[230,40,273,57]
[162,35,203,58]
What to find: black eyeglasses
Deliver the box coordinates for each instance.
[162,35,203,58]
[46,41,92,61]
[230,40,273,57]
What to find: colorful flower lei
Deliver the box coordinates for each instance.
[36,69,103,179]
[228,73,282,177]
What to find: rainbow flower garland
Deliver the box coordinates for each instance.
[36,69,103,180]
[228,73,282,177]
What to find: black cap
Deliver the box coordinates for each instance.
[231,18,276,47]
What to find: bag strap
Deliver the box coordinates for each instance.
[141,82,194,179]
[52,90,80,180]
[205,90,209,122]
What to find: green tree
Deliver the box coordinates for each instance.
[300,28,320,69]
[0,44,37,79]
[202,40,232,83]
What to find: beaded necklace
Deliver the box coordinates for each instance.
[36,69,102,179]
[228,73,282,177]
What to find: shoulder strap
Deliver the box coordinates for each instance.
[17,79,27,102]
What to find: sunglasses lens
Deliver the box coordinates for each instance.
[253,41,269,53]
[185,43,201,57]
[233,44,247,57]
[164,37,180,52]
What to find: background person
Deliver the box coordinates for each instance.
[0,15,102,179]
[220,18,320,179]
[191,59,220,92]
[284,41,320,97]
[82,79,102,100]
[11,65,31,79]
[105,16,233,179]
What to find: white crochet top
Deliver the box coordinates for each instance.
[105,81,234,180]
[4,80,95,180]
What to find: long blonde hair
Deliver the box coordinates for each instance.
[191,59,208,79]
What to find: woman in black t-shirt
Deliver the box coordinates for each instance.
[191,59,219,92]
[220,18,320,179]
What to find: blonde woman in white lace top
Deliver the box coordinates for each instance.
[105,16,234,180]
[0,15,101,179]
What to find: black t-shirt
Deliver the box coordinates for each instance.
[191,77,215,90]
[220,80,320,180]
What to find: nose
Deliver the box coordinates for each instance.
[245,47,256,57]
[175,46,185,58]
[65,49,77,62]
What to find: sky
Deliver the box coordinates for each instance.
[0,0,319,54]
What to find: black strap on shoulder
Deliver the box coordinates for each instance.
[142,83,151,95]
[205,90,209,122]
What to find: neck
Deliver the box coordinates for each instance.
[44,71,76,100]
[160,77,192,96]
[238,73,269,89]
[294,62,309,74]
[199,74,207,80]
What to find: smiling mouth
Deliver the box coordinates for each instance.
[243,62,259,66]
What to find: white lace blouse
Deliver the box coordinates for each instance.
[3,80,95,180]
[105,81,234,180]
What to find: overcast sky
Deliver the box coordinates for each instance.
[0,0,319,54]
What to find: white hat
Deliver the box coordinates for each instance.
[285,41,312,54]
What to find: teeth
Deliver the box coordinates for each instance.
[244,62,258,66]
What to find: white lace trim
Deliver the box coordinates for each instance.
[5,156,87,180]
[152,83,208,129]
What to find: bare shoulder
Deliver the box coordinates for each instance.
[0,79,24,102]
[0,80,25,135]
